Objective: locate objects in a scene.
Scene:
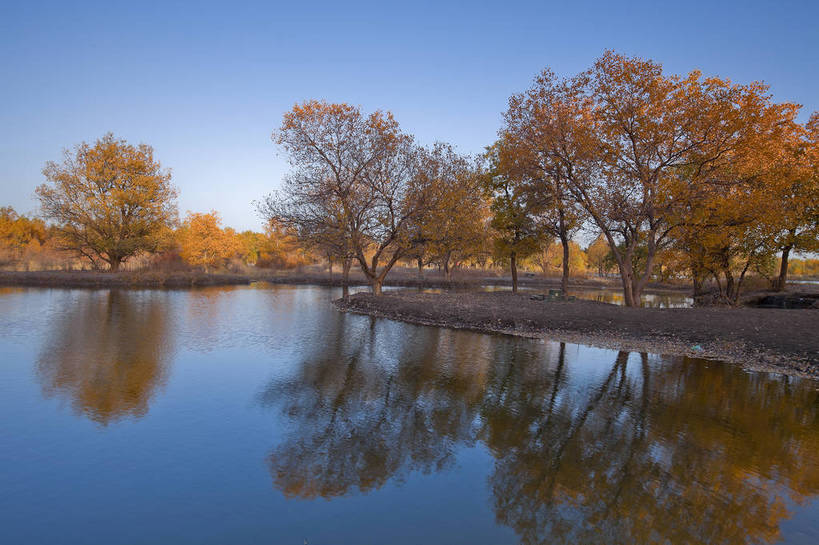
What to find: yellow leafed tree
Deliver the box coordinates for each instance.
[36,133,178,271]
[176,211,241,271]
[0,207,48,266]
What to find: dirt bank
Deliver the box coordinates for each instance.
[335,291,819,378]
[0,269,689,293]
[0,270,252,288]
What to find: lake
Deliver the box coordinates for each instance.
[1,284,817,544]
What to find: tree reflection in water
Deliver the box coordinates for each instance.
[266,319,819,544]
[264,313,491,498]
[36,290,175,425]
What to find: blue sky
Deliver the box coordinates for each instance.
[2,0,817,231]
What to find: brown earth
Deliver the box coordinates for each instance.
[335,291,819,378]
[0,268,689,292]
[0,270,252,288]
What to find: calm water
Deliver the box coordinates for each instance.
[1,284,817,544]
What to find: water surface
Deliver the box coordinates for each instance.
[0,284,817,544]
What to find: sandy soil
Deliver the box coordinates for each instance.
[335,291,819,378]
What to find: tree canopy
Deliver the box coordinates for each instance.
[36,133,177,271]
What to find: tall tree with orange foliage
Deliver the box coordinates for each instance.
[668,85,808,301]
[509,52,798,305]
[769,112,819,290]
[37,134,177,271]
[409,143,485,281]
[501,69,590,296]
[568,53,753,306]
[262,100,432,294]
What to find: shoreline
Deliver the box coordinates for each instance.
[0,270,254,288]
[2,270,816,377]
[334,291,819,379]
[0,269,690,293]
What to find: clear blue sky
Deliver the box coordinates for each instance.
[2,0,817,231]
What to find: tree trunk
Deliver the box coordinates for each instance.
[342,257,352,298]
[354,244,402,298]
[691,255,706,296]
[510,252,518,294]
[557,210,570,297]
[598,230,640,307]
[630,240,658,307]
[616,262,637,307]
[713,272,723,297]
[540,249,549,275]
[443,252,452,282]
[559,231,570,298]
[724,267,735,302]
[732,258,753,304]
[328,254,333,278]
[775,245,792,292]
[109,258,122,272]
[417,256,424,280]
[692,275,704,297]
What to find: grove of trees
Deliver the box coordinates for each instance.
[262,52,818,304]
[1,51,816,306]
[257,101,477,295]
[492,52,818,305]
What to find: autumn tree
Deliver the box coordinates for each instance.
[261,100,431,294]
[512,52,794,306]
[237,230,267,266]
[666,84,806,301]
[260,185,355,287]
[769,112,819,290]
[483,142,547,293]
[257,219,310,269]
[559,53,709,306]
[535,240,587,276]
[36,133,177,271]
[585,235,611,277]
[176,211,240,271]
[409,143,486,281]
[671,164,780,302]
[502,69,589,296]
[0,207,48,266]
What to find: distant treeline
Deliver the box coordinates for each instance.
[2,51,817,306]
[0,204,309,273]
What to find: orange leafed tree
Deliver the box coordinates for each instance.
[0,207,49,266]
[500,51,810,305]
[407,143,486,281]
[668,87,808,300]
[261,100,433,294]
[768,112,819,290]
[176,211,241,271]
[36,133,178,271]
[501,69,589,296]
